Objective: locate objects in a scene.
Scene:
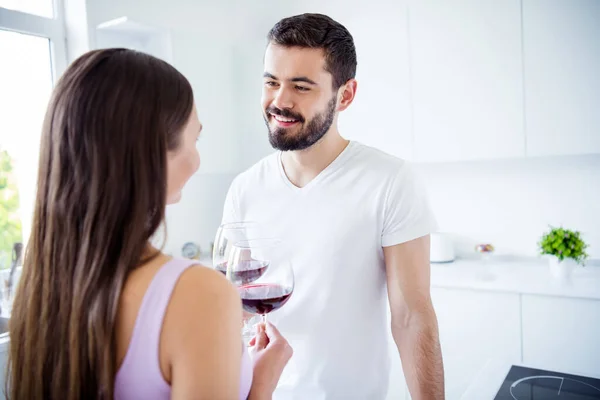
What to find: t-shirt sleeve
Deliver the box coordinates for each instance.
[381,164,438,247]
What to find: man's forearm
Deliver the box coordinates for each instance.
[392,310,445,400]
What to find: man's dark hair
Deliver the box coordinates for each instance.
[267,13,357,89]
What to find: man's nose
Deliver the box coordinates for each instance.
[272,88,294,110]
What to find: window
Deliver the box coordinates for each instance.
[0,2,67,270]
[0,0,54,18]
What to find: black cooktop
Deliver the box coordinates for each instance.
[494,365,600,400]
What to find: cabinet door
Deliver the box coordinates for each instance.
[409,0,525,162]
[522,294,600,375]
[232,38,275,170]
[430,288,522,400]
[523,0,600,156]
[334,3,414,161]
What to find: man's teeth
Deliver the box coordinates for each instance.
[273,115,297,123]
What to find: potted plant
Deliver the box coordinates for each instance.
[538,226,589,280]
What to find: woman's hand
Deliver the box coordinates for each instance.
[247,322,293,399]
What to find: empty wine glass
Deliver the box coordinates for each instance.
[212,221,261,276]
[227,238,294,323]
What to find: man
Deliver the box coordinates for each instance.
[222,13,445,399]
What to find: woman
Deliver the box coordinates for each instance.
[6,48,291,399]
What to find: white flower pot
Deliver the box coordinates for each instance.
[548,257,577,282]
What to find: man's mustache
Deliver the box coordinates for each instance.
[266,106,305,123]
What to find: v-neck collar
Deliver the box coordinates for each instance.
[277,140,358,192]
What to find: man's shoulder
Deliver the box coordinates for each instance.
[229,151,279,189]
[350,141,410,176]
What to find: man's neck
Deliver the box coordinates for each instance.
[280,129,349,188]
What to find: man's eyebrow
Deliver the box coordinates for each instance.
[263,72,318,86]
[290,76,317,85]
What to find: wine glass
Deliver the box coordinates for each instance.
[212,221,261,276]
[212,221,264,341]
[227,238,294,323]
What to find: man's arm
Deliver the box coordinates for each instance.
[384,234,445,400]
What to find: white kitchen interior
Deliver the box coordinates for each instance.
[1,0,599,399]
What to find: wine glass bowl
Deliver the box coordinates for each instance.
[212,221,261,276]
[228,238,294,323]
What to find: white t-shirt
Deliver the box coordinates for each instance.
[222,141,438,400]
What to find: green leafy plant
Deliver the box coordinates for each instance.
[539,226,589,265]
[0,149,23,269]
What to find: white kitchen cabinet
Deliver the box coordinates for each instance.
[232,38,275,171]
[95,17,173,63]
[429,288,522,400]
[523,0,600,157]
[409,0,525,162]
[521,294,600,376]
[332,3,413,161]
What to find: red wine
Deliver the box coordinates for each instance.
[215,260,269,285]
[238,283,293,315]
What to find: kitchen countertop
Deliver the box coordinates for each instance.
[430,258,600,300]
[1,257,597,361]
[196,254,600,300]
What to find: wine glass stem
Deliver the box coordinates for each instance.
[262,314,267,324]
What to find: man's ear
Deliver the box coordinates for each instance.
[337,79,358,112]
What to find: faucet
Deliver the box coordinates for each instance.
[3,242,23,316]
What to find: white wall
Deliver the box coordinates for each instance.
[85,0,257,176]
[161,172,236,256]
[414,155,600,260]
[84,0,279,255]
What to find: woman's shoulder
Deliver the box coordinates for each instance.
[160,256,243,361]
[176,259,239,299]
[166,257,241,323]
[148,253,238,302]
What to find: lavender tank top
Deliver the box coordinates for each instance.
[114,258,253,400]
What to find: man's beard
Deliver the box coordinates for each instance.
[264,96,337,151]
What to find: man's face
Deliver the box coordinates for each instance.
[261,43,338,151]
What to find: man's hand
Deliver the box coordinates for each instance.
[384,235,445,399]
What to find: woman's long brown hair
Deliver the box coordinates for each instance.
[6,48,194,399]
